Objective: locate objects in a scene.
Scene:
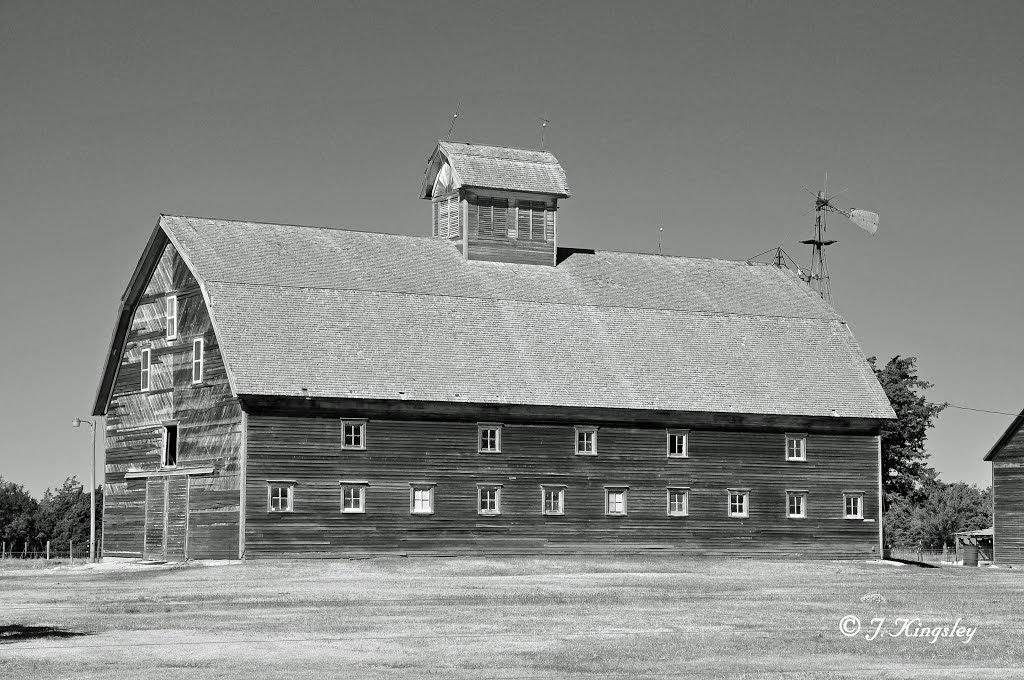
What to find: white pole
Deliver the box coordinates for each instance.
[90,420,96,563]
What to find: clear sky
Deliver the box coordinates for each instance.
[2,1,1022,495]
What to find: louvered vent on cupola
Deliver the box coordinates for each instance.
[419,141,570,266]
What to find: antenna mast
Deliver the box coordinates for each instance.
[445,102,461,141]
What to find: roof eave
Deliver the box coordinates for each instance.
[91,219,169,416]
[984,410,1024,461]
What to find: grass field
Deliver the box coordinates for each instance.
[1,555,1022,679]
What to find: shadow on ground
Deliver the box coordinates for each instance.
[0,625,93,642]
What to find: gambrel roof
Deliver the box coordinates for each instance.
[93,215,895,419]
[419,141,571,198]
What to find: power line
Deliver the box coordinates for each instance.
[929,402,1022,418]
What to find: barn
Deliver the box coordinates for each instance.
[91,141,895,561]
[984,407,1024,565]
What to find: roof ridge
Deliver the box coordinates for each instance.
[205,278,843,321]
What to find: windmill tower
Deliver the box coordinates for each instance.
[800,180,879,304]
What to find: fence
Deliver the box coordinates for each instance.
[0,540,97,562]
[888,545,992,564]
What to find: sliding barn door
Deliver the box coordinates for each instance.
[143,477,190,561]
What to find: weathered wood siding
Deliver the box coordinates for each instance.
[992,427,1024,565]
[244,411,880,559]
[102,242,242,560]
[466,236,555,266]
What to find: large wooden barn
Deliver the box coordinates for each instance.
[92,141,895,561]
[984,408,1024,565]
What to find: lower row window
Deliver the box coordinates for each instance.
[265,483,864,519]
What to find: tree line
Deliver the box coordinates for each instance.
[871,355,991,549]
[0,476,101,556]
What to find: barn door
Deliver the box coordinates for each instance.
[143,479,165,560]
[143,477,190,561]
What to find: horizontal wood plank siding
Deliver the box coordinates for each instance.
[103,242,242,561]
[244,414,880,559]
[992,428,1024,565]
[467,237,554,266]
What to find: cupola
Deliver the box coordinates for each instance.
[419,141,570,266]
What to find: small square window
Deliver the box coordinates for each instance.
[165,295,178,340]
[728,490,749,518]
[787,492,807,518]
[478,424,502,453]
[340,483,366,513]
[410,485,435,515]
[605,487,627,516]
[844,493,864,519]
[667,488,689,516]
[191,338,204,384]
[477,485,502,516]
[542,485,565,515]
[786,434,806,461]
[575,426,597,456]
[667,430,689,458]
[140,348,151,392]
[268,483,294,512]
[341,420,367,450]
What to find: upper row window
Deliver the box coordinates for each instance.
[478,424,501,453]
[165,295,178,340]
[786,434,807,461]
[342,420,367,450]
[575,426,597,456]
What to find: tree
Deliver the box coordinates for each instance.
[36,477,100,550]
[884,479,991,548]
[0,477,40,552]
[868,355,947,504]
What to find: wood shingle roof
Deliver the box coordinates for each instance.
[137,215,894,419]
[422,142,571,198]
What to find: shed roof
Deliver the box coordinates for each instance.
[420,141,571,198]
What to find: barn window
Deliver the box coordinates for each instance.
[478,424,502,453]
[140,348,151,392]
[162,423,178,467]
[165,295,178,340]
[542,485,565,515]
[410,484,435,515]
[667,488,689,516]
[667,430,689,458]
[785,434,806,461]
[787,491,807,518]
[341,420,367,450]
[267,482,294,512]
[575,426,597,456]
[191,338,204,384]
[605,487,628,516]
[516,200,554,241]
[340,482,367,513]
[477,484,502,516]
[728,490,749,518]
[843,493,864,519]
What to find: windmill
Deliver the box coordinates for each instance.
[799,177,879,304]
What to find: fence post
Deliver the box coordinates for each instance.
[1,541,4,560]
[46,541,50,561]
[22,543,27,558]
[70,540,73,563]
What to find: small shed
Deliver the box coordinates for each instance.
[955,527,994,562]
